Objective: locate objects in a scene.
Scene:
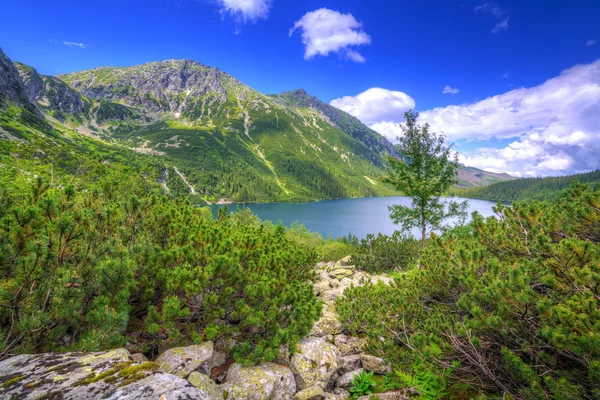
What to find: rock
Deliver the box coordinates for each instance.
[334,335,368,356]
[338,256,353,266]
[209,350,228,369]
[329,278,340,288]
[361,354,392,375]
[333,387,351,398]
[336,368,363,389]
[356,390,412,400]
[221,362,296,400]
[315,280,332,296]
[289,337,339,390]
[324,393,348,400]
[293,386,326,400]
[276,344,291,365]
[155,342,214,378]
[311,309,344,336]
[329,268,354,279]
[338,354,362,374]
[339,277,353,288]
[187,371,224,399]
[0,349,212,400]
[131,353,148,363]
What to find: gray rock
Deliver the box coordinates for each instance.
[155,342,214,378]
[0,349,211,400]
[338,256,353,266]
[311,309,344,336]
[338,354,362,374]
[209,350,228,369]
[289,337,339,390]
[131,353,148,363]
[357,390,412,400]
[187,371,224,399]
[334,334,368,356]
[221,362,296,400]
[293,386,326,400]
[333,387,351,398]
[329,268,354,279]
[336,368,363,389]
[361,354,392,375]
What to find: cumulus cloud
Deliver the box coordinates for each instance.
[475,2,510,33]
[330,87,415,125]
[289,8,371,62]
[62,41,87,49]
[216,0,271,23]
[587,39,597,47]
[442,85,459,95]
[419,59,600,176]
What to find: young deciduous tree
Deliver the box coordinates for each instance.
[384,110,467,247]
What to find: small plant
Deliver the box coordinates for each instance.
[350,370,377,399]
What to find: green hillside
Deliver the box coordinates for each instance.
[453,169,600,202]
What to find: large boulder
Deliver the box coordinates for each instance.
[329,268,354,279]
[221,362,296,400]
[155,342,214,378]
[336,368,363,389]
[361,354,392,375]
[0,349,211,400]
[188,371,224,399]
[289,337,339,390]
[338,354,362,374]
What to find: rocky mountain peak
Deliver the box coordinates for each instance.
[0,48,33,110]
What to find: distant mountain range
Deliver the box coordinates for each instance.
[0,47,512,203]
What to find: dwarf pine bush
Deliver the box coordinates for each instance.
[337,182,600,399]
[0,179,321,363]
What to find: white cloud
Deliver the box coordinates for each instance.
[475,2,510,33]
[216,0,271,23]
[419,59,600,176]
[289,8,371,62]
[442,85,459,95]
[501,72,513,79]
[587,39,597,47]
[62,41,87,49]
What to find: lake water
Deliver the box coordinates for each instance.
[211,196,498,239]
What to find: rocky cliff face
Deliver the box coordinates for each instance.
[15,62,85,115]
[0,49,35,111]
[59,59,236,116]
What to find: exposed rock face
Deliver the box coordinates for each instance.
[290,337,339,390]
[14,62,85,115]
[155,341,214,378]
[59,59,233,115]
[221,362,296,400]
[0,48,35,110]
[0,349,211,400]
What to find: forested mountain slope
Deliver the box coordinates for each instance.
[454,169,600,202]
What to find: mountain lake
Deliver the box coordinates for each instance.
[211,196,499,239]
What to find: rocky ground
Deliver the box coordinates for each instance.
[0,257,411,400]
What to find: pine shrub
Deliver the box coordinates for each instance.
[350,231,420,273]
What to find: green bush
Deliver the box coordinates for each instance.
[0,180,321,364]
[337,182,600,398]
[350,231,420,273]
[350,370,377,398]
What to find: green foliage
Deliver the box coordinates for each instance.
[383,111,468,247]
[338,182,600,399]
[396,364,453,400]
[350,370,377,398]
[0,176,321,363]
[350,231,420,273]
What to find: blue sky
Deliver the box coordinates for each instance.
[1,0,600,176]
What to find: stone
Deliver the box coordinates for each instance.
[155,341,214,378]
[336,368,363,389]
[338,354,362,374]
[293,386,326,400]
[338,256,352,266]
[209,350,228,369]
[329,278,340,288]
[329,268,354,279]
[131,353,148,363]
[334,335,368,356]
[221,362,296,400]
[315,280,332,296]
[311,309,344,336]
[289,337,339,390]
[356,390,412,400]
[361,354,392,375]
[0,349,211,400]
[187,371,224,399]
[333,387,351,398]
